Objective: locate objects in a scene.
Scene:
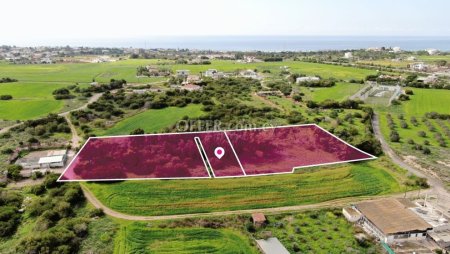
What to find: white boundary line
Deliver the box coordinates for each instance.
[57,137,212,182]
[194,137,212,178]
[224,131,247,176]
[57,136,92,182]
[57,124,376,182]
[195,137,216,178]
[314,124,378,159]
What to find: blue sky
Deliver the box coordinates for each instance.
[1,0,449,44]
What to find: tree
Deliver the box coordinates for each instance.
[0,95,13,100]
[130,128,145,135]
[6,165,22,181]
[390,131,400,142]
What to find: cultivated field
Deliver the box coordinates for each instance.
[377,88,450,183]
[300,82,363,102]
[114,222,256,254]
[98,104,204,135]
[0,59,378,120]
[85,160,404,216]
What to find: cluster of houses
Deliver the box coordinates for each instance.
[343,198,450,253]
[168,68,262,92]
[0,46,126,64]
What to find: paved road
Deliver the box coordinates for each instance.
[372,113,450,212]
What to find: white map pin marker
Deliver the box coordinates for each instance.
[214,147,225,159]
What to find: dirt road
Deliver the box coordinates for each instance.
[80,184,427,221]
[372,113,450,211]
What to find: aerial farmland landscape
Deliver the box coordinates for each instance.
[1,0,450,253]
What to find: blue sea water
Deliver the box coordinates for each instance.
[41,36,450,52]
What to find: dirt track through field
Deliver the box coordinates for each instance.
[80,184,426,221]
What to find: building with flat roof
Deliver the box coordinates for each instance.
[354,198,433,243]
[255,237,289,254]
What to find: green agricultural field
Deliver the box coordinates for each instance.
[85,161,403,216]
[376,88,450,184]
[378,88,450,143]
[0,59,378,120]
[99,104,205,135]
[0,82,68,120]
[300,82,364,102]
[114,222,257,254]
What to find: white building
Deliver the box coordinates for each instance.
[392,47,402,53]
[427,48,439,55]
[344,52,353,59]
[38,150,68,168]
[204,69,225,79]
[343,207,362,222]
[240,69,259,79]
[38,155,66,168]
[296,76,320,83]
[410,62,428,71]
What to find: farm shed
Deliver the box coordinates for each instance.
[355,198,433,243]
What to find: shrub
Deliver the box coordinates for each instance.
[6,165,22,181]
[418,131,426,137]
[0,95,13,100]
[245,222,255,232]
[130,128,145,135]
[390,131,400,142]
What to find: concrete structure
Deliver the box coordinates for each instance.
[354,199,433,243]
[252,213,267,227]
[417,75,438,84]
[392,47,402,53]
[344,52,353,59]
[255,237,289,254]
[428,225,450,251]
[411,62,428,71]
[296,76,320,83]
[240,69,259,79]
[39,155,66,168]
[204,69,225,79]
[181,84,202,91]
[343,207,362,222]
[427,48,439,55]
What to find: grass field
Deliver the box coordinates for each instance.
[114,222,256,254]
[300,82,363,102]
[378,88,450,143]
[0,59,377,120]
[85,160,403,216]
[98,104,205,135]
[376,88,450,184]
[0,82,68,120]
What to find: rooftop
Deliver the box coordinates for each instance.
[39,155,65,164]
[256,237,289,254]
[252,213,267,223]
[356,198,432,235]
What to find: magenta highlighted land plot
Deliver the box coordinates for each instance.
[58,124,376,181]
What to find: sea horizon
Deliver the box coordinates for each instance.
[4,35,450,52]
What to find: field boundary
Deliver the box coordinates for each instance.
[58,124,376,182]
